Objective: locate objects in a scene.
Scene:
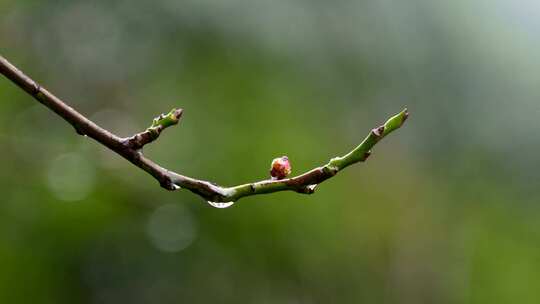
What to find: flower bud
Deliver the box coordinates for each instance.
[270,156,291,180]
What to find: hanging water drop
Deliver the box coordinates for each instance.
[207,201,235,209]
[172,184,181,190]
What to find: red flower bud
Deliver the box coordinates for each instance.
[270,156,291,180]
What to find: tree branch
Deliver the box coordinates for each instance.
[0,54,408,206]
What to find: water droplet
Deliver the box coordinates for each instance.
[172,184,181,190]
[207,201,235,209]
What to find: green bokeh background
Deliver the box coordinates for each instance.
[1,0,540,303]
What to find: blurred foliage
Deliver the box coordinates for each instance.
[1,0,540,303]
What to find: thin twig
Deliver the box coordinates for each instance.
[0,54,408,204]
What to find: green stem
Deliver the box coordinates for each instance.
[327,108,408,170]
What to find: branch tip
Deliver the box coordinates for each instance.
[382,108,409,136]
[122,108,184,150]
[402,108,409,123]
[150,108,183,130]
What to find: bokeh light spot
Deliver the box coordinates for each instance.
[46,152,96,202]
[146,203,197,253]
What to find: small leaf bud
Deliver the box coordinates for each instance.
[270,156,291,180]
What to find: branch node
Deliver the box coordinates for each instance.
[32,83,41,95]
[323,163,339,176]
[372,125,385,137]
[160,179,177,191]
[360,150,372,162]
[297,184,318,194]
[74,126,85,136]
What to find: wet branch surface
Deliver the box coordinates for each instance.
[0,55,408,206]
